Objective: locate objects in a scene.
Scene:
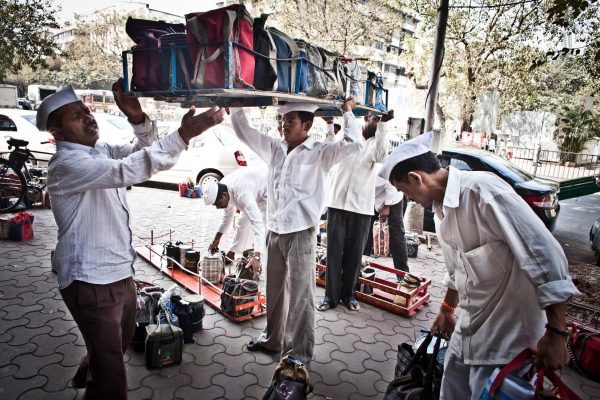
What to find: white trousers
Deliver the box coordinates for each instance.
[440,349,502,400]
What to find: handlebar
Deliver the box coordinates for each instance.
[7,138,29,149]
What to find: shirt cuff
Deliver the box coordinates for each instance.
[165,129,188,154]
[442,272,457,291]
[230,107,245,116]
[131,114,153,136]
[537,277,581,309]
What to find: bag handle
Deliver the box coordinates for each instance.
[488,348,535,394]
[422,335,443,397]
[400,333,434,376]
[536,369,581,400]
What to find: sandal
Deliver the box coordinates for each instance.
[316,298,332,311]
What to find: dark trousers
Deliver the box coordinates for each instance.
[325,208,372,307]
[364,201,409,273]
[60,277,136,400]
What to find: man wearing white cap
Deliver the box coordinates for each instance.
[228,99,362,367]
[380,132,579,399]
[40,79,225,399]
[317,111,393,312]
[204,166,268,272]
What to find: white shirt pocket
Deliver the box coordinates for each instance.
[460,242,506,287]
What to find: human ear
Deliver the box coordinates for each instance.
[48,127,64,141]
[407,172,422,185]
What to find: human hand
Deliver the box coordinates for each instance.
[431,310,456,340]
[341,97,356,112]
[225,251,236,264]
[112,78,144,124]
[379,205,390,220]
[178,106,226,145]
[321,116,334,123]
[248,257,262,278]
[534,331,569,371]
[208,237,220,254]
[381,110,394,123]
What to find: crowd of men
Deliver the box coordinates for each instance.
[38,80,579,400]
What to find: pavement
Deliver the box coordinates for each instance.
[1,186,599,399]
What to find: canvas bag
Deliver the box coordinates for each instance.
[373,219,390,257]
[268,27,299,93]
[220,275,259,318]
[252,14,278,91]
[568,324,600,382]
[158,33,193,91]
[9,211,34,241]
[202,253,224,285]
[125,17,186,91]
[145,309,183,369]
[186,4,255,89]
[318,46,346,98]
[293,39,310,94]
[345,60,365,104]
[296,40,329,98]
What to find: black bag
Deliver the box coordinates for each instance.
[236,249,260,281]
[253,14,278,91]
[262,379,308,400]
[169,295,194,344]
[268,27,299,93]
[220,275,258,318]
[355,266,376,295]
[132,281,163,352]
[385,334,443,400]
[145,309,183,369]
[186,295,205,333]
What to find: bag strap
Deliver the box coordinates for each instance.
[422,335,443,397]
[536,369,582,400]
[488,348,535,394]
[401,334,434,376]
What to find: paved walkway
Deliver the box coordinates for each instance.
[1,187,599,399]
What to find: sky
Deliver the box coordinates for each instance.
[53,0,219,22]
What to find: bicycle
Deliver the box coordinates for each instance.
[0,138,48,213]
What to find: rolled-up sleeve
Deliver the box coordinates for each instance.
[484,191,580,308]
[110,115,159,159]
[321,111,363,169]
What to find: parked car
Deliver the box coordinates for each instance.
[151,124,263,189]
[591,217,600,265]
[437,147,561,231]
[0,109,135,163]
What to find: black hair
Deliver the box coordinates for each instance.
[297,111,314,124]
[215,183,228,202]
[333,123,341,131]
[389,151,441,183]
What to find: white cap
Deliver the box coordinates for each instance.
[379,131,433,181]
[36,86,80,131]
[277,103,319,116]
[203,181,218,205]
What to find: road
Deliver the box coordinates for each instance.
[552,192,600,265]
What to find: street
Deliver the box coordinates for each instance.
[553,192,600,265]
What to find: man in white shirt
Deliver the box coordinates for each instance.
[204,166,268,273]
[317,111,393,312]
[380,132,580,399]
[40,80,225,399]
[228,99,362,367]
[364,176,408,276]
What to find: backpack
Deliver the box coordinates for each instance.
[125,17,186,91]
[186,4,255,89]
[252,14,278,91]
[267,27,299,93]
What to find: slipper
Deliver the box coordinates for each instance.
[346,299,360,311]
[316,298,332,312]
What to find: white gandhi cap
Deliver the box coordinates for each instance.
[203,181,219,205]
[36,86,80,131]
[379,131,433,181]
[277,103,319,116]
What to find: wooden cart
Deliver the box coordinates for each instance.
[316,261,431,317]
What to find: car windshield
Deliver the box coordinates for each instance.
[481,154,534,182]
[210,129,237,146]
[20,114,37,126]
[103,116,132,131]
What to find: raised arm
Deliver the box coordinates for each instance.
[229,108,276,163]
[321,99,364,169]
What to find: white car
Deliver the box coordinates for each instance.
[151,123,264,189]
[0,109,134,163]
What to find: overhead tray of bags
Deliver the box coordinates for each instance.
[122,6,389,116]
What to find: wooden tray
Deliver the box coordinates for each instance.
[316,261,431,317]
[135,244,266,322]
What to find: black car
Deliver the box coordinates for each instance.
[427,147,560,231]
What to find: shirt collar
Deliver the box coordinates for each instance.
[56,140,94,153]
[442,166,461,209]
[279,136,316,152]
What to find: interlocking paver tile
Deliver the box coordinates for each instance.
[198,311,222,331]
[214,319,247,338]
[39,362,77,392]
[12,353,62,379]
[192,326,227,347]
[365,316,397,336]
[312,340,338,364]
[364,357,396,383]
[0,364,17,378]
[345,325,381,343]
[0,375,46,400]
[322,332,359,353]
[213,334,252,356]
[313,381,359,400]
[310,359,346,386]
[141,371,192,399]
[0,342,35,367]
[2,304,43,320]
[213,351,256,377]
[6,325,52,347]
[354,340,394,363]
[23,309,65,329]
[17,387,78,400]
[127,363,153,390]
[317,316,351,336]
[174,384,226,400]
[212,371,258,400]
[32,332,77,357]
[16,289,55,307]
[251,349,280,366]
[125,350,147,367]
[128,386,154,400]
[185,343,227,366]
[314,325,332,346]
[330,349,370,373]
[244,384,268,400]
[243,361,276,388]
[56,343,85,368]
[181,361,225,389]
[339,369,383,397]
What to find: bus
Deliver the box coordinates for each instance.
[74,89,117,113]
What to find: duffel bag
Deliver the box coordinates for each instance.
[569,323,600,382]
[125,17,185,91]
[318,46,346,99]
[220,275,258,318]
[145,309,183,369]
[186,4,255,89]
[253,14,278,91]
[268,27,299,93]
[297,40,328,98]
[202,253,224,285]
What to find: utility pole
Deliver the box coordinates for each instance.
[424,0,449,154]
[406,0,449,234]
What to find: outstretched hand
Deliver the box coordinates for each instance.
[112,78,144,125]
[178,106,226,145]
[381,110,395,122]
[341,97,356,113]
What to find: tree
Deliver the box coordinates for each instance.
[555,107,600,162]
[0,0,59,81]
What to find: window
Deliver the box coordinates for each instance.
[0,115,17,131]
[451,158,472,171]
